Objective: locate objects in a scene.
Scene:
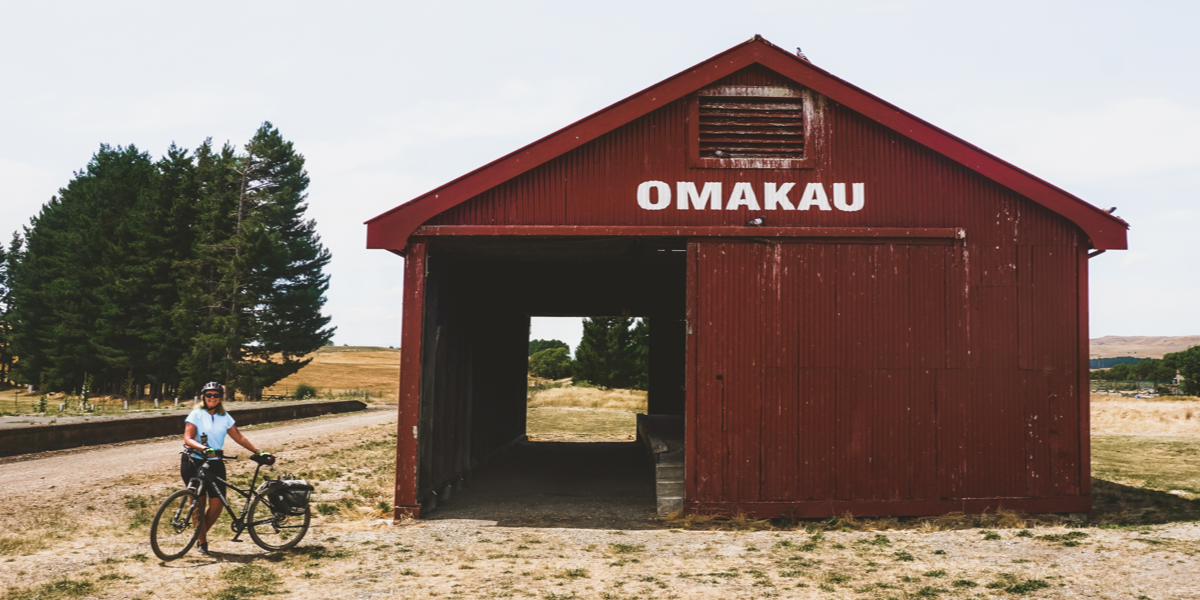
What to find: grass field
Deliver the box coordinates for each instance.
[265,346,401,401]
[6,415,1199,600]
[526,385,647,440]
[4,386,1200,600]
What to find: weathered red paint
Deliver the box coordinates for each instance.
[367,37,1127,253]
[412,225,964,239]
[393,242,426,520]
[378,36,1117,519]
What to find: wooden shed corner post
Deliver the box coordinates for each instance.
[1077,243,1092,501]
[394,242,427,520]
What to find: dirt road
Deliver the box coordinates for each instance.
[0,405,396,502]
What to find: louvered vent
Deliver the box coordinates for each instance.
[698,94,805,159]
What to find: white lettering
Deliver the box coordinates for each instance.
[764,182,795,210]
[833,183,865,212]
[798,182,832,211]
[725,182,760,211]
[637,180,671,210]
[637,181,865,212]
[677,182,722,210]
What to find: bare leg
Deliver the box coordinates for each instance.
[197,496,222,544]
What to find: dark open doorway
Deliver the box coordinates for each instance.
[414,237,686,520]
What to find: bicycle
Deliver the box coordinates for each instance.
[149,451,311,560]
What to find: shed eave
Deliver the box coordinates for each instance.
[365,36,1129,253]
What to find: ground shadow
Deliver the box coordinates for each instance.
[1091,478,1200,525]
[426,440,658,529]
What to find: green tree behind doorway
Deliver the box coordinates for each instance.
[574,317,648,390]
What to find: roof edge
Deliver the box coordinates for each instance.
[367,36,1128,251]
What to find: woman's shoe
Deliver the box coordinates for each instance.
[197,542,209,555]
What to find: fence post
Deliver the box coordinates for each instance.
[124,400,128,411]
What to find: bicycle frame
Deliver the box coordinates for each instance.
[188,456,273,540]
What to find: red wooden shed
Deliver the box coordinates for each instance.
[367,36,1128,519]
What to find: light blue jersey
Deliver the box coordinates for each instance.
[185,408,236,460]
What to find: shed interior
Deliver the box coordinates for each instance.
[415,236,687,510]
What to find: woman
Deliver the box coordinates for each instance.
[182,381,273,555]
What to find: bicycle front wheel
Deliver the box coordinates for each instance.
[247,494,310,552]
[150,489,201,560]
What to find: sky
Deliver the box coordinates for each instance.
[2,0,1197,351]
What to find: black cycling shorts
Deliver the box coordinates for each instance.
[180,454,227,496]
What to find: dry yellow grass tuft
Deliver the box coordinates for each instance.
[266,347,401,401]
[661,506,1067,533]
[527,385,647,412]
[0,506,78,555]
[1091,398,1200,434]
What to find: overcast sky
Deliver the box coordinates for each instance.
[2,0,1197,351]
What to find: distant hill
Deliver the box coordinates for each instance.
[1090,335,1200,359]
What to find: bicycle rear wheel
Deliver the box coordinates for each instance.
[150,489,202,560]
[247,494,310,551]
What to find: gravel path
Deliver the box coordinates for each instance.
[0,405,396,501]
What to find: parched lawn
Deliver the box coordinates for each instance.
[1092,435,1200,498]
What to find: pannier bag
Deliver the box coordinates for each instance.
[260,477,314,516]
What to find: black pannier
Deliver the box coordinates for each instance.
[262,478,314,516]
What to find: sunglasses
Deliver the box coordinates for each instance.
[203,393,221,398]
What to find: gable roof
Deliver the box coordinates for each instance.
[366,35,1128,253]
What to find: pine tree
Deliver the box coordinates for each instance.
[179,139,242,393]
[9,127,333,399]
[629,318,650,391]
[87,145,161,394]
[12,185,98,391]
[0,235,12,385]
[138,144,199,399]
[574,317,649,390]
[234,123,334,397]
[181,125,333,399]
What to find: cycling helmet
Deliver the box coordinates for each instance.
[201,381,223,393]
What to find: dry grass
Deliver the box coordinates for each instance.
[1091,398,1200,434]
[0,345,401,415]
[527,407,638,440]
[527,385,647,412]
[293,425,403,521]
[525,386,646,440]
[0,506,79,556]
[3,414,1199,600]
[265,347,401,401]
[1093,435,1200,500]
[660,507,1077,534]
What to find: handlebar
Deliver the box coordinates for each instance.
[182,447,238,460]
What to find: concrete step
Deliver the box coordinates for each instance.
[657,496,683,515]
[657,480,684,497]
[656,464,684,481]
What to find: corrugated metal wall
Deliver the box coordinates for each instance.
[685,240,1081,515]
[405,64,1089,516]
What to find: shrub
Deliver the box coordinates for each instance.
[529,348,573,380]
[293,383,318,400]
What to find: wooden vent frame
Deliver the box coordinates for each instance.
[688,85,817,170]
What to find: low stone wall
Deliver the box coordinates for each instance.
[0,400,367,458]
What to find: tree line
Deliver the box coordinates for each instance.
[528,317,649,390]
[1090,348,1200,395]
[0,123,333,401]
